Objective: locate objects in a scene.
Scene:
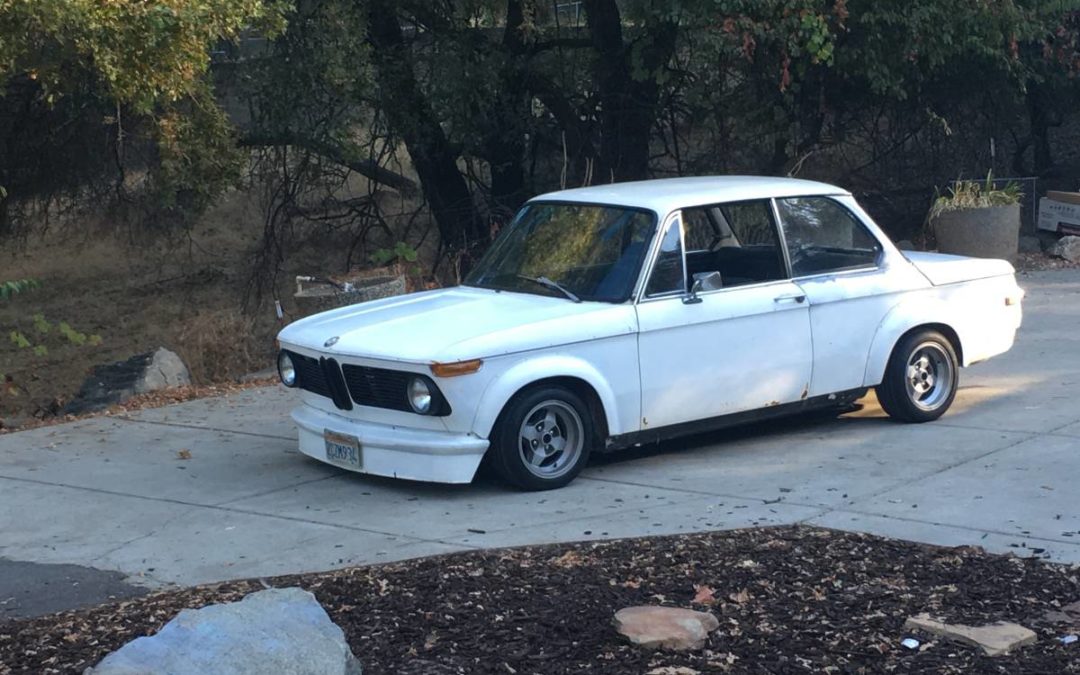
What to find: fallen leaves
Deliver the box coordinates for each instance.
[728,589,752,605]
[4,527,1080,674]
[176,449,192,460]
[691,585,715,606]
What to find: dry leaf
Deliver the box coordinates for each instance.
[729,589,752,604]
[551,550,585,568]
[693,584,716,605]
[176,449,192,460]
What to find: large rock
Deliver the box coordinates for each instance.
[63,347,191,415]
[1048,235,1080,263]
[904,613,1036,656]
[87,588,361,675]
[613,606,719,651]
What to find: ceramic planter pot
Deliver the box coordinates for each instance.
[932,204,1020,261]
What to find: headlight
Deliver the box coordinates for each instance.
[407,377,433,414]
[278,351,297,387]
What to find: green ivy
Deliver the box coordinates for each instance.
[0,279,40,301]
[370,242,419,266]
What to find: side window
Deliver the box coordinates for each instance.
[645,217,685,296]
[776,197,881,277]
[682,209,715,252]
[682,200,787,289]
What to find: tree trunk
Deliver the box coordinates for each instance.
[366,1,487,256]
[583,0,676,183]
[1026,82,1054,175]
[482,0,529,222]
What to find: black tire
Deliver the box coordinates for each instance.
[488,385,595,491]
[876,329,959,423]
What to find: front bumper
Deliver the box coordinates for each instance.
[292,404,489,484]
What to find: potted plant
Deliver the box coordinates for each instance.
[929,173,1022,261]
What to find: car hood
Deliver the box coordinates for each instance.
[277,286,637,363]
[903,251,1015,286]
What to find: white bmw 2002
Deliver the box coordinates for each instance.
[276,177,1023,490]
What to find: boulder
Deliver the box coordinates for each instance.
[904,613,1036,656]
[63,348,191,415]
[1048,235,1080,263]
[87,587,361,675]
[613,606,719,651]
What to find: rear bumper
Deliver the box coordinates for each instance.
[291,404,489,484]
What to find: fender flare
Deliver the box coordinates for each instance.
[862,296,967,387]
[471,355,622,440]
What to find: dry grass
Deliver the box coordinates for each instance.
[0,190,380,425]
[175,308,275,385]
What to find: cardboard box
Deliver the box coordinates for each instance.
[1038,193,1080,235]
[1046,190,1080,206]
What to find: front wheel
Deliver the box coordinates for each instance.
[876,329,959,423]
[488,386,594,491]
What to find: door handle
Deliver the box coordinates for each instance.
[774,293,807,304]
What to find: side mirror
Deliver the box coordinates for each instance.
[682,278,704,305]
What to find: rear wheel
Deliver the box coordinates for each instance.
[489,385,594,491]
[876,329,959,423]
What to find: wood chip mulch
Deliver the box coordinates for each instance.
[1,527,1078,674]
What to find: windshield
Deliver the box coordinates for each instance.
[465,202,657,303]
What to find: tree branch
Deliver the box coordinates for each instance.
[239,132,417,197]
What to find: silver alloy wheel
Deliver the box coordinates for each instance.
[518,399,585,480]
[904,341,955,411]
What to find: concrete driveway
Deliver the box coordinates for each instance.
[2,269,1079,617]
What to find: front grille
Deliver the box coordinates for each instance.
[291,352,331,398]
[341,364,413,413]
[288,351,449,415]
[289,352,352,411]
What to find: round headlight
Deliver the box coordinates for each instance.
[408,377,433,414]
[278,351,297,387]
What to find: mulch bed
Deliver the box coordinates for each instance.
[2,527,1078,674]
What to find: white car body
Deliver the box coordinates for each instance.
[277,176,1023,484]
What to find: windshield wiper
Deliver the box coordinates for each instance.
[516,275,581,303]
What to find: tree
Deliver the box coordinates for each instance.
[0,0,286,234]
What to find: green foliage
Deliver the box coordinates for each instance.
[2,276,102,397]
[8,330,30,349]
[32,313,50,335]
[931,173,1024,218]
[370,242,419,267]
[0,0,289,234]
[0,279,39,300]
[0,0,287,110]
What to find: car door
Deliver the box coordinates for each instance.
[635,199,814,431]
[773,195,916,397]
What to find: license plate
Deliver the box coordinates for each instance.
[324,430,362,468]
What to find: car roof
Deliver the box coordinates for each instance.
[529,176,849,215]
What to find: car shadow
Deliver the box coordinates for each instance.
[588,397,895,470]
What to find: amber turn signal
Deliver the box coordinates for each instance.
[430,359,483,377]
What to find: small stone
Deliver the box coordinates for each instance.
[87,588,361,674]
[904,613,1036,656]
[1048,235,1080,263]
[613,606,719,651]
